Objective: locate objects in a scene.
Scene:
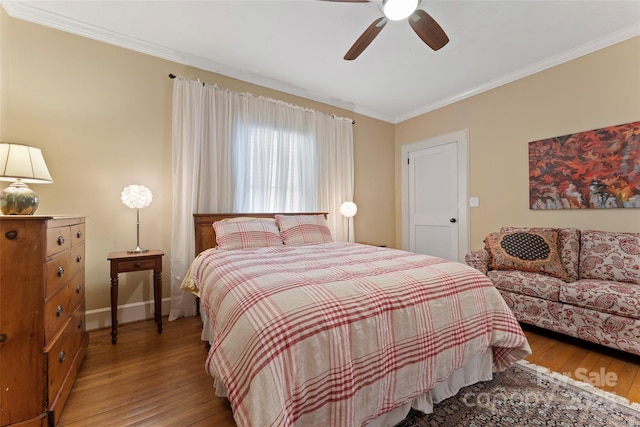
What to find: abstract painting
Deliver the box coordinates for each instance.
[529,121,640,209]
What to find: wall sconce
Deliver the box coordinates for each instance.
[121,184,153,253]
[0,143,53,215]
[340,201,357,242]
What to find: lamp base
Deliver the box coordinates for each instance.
[127,246,149,254]
[0,181,40,215]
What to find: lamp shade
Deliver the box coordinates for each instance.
[340,201,358,218]
[0,143,53,183]
[121,185,153,209]
[0,143,53,215]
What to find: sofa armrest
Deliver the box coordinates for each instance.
[465,249,490,275]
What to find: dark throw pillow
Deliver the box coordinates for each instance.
[485,230,568,280]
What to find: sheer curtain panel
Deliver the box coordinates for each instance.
[169,78,234,320]
[169,77,354,319]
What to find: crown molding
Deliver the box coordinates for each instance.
[3,1,637,125]
[395,24,640,123]
[1,0,394,123]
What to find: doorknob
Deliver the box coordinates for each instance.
[450,218,457,223]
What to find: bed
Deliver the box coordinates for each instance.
[183,213,531,427]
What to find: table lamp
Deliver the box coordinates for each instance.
[121,184,153,253]
[0,143,53,215]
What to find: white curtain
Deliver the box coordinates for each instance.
[168,77,354,320]
[232,97,318,213]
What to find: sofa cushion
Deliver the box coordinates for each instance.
[485,230,568,280]
[579,230,640,285]
[559,279,640,320]
[501,227,580,281]
[488,270,563,302]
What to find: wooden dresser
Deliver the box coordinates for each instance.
[0,216,88,427]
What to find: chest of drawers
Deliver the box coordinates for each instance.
[0,216,88,427]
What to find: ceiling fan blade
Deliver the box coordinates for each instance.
[344,17,387,60]
[408,9,449,51]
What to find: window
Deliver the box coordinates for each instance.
[232,121,318,213]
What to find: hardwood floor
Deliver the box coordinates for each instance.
[58,317,235,427]
[521,323,640,403]
[58,317,640,426]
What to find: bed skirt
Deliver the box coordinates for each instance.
[364,351,493,427]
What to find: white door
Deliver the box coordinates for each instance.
[408,143,458,259]
[402,130,469,262]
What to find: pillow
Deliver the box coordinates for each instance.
[220,216,277,224]
[213,220,283,250]
[275,214,334,245]
[500,227,579,281]
[485,230,568,280]
[579,230,640,285]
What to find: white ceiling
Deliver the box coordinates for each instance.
[3,0,640,123]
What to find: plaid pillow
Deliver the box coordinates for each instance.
[275,214,334,245]
[213,220,283,250]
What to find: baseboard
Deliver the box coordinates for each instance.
[85,298,172,331]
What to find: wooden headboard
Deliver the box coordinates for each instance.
[193,213,328,256]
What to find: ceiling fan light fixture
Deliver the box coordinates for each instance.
[382,0,419,21]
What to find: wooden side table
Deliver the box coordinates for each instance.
[107,250,164,344]
[356,242,387,247]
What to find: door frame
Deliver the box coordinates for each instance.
[401,129,470,261]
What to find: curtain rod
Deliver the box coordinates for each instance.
[169,73,204,86]
[168,73,355,125]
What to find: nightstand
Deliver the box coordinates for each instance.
[356,242,387,247]
[107,250,164,344]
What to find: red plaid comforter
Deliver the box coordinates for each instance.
[185,242,531,427]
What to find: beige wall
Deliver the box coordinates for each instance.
[0,9,395,315]
[395,37,640,250]
[3,7,638,316]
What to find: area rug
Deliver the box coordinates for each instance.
[395,360,640,427]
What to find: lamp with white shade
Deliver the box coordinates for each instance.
[340,201,357,242]
[0,143,53,215]
[121,184,153,253]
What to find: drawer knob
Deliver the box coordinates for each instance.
[56,305,64,317]
[5,230,17,240]
[59,351,66,362]
[76,255,82,263]
[58,266,65,277]
[57,235,65,245]
[78,320,83,329]
[135,262,141,267]
[0,333,7,343]
[76,285,82,293]
[77,230,82,238]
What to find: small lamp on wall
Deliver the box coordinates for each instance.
[121,184,153,253]
[340,201,357,243]
[0,143,53,215]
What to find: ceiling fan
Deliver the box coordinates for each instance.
[325,0,449,60]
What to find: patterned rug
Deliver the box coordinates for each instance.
[395,360,640,427]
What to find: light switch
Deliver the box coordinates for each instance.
[469,197,480,208]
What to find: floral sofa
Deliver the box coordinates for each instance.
[465,227,640,355]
